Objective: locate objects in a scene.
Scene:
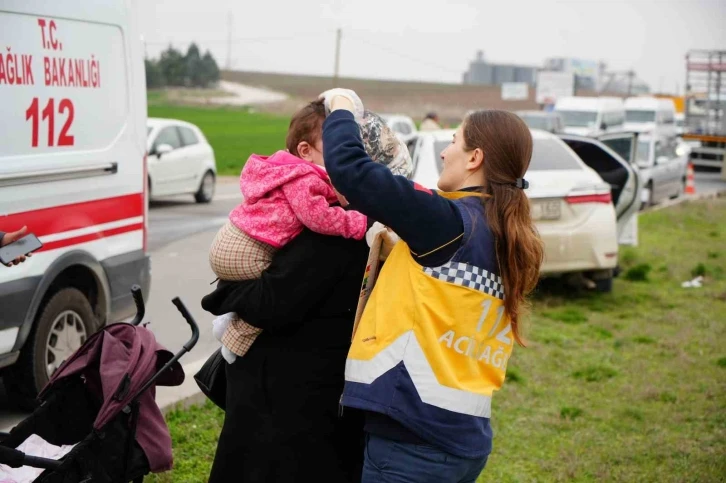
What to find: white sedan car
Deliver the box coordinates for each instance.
[147,118,217,203]
[409,129,642,292]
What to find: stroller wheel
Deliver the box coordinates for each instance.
[5,288,99,410]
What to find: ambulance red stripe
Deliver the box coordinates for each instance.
[2,193,145,250]
[39,223,144,252]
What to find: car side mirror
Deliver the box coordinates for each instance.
[155,143,173,158]
[600,122,608,131]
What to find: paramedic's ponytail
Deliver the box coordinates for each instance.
[463,110,544,345]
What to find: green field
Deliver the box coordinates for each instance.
[148,199,726,482]
[148,101,290,176]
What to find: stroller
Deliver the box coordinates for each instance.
[0,286,199,482]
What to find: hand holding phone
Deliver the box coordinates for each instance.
[0,228,42,266]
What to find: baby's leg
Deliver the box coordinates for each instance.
[209,221,276,280]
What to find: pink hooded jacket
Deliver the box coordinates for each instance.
[229,150,367,248]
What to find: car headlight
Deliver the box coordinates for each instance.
[676,144,692,157]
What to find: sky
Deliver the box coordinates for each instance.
[138,0,726,95]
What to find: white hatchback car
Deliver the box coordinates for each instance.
[147,118,217,203]
[409,129,641,292]
[380,114,418,146]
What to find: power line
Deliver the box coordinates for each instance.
[143,31,334,47]
[347,33,463,77]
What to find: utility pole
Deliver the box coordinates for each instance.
[333,28,341,86]
[627,70,634,96]
[226,12,233,70]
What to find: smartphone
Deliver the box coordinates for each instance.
[0,233,43,265]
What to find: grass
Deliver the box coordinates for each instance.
[147,402,224,483]
[148,100,290,176]
[149,198,726,482]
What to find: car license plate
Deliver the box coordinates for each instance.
[532,200,561,220]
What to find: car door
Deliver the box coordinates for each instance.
[176,125,207,193]
[651,140,674,202]
[660,137,682,195]
[410,135,439,189]
[148,125,185,196]
[559,134,641,244]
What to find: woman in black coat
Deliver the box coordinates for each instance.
[202,227,369,483]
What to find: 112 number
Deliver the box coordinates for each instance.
[25,97,75,147]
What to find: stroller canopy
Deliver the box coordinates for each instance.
[38,323,185,472]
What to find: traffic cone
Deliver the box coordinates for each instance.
[685,162,696,195]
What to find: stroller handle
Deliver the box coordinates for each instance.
[172,297,200,352]
[128,296,200,402]
[129,284,145,326]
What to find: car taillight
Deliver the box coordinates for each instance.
[565,192,612,204]
[143,153,148,253]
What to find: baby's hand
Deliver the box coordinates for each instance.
[333,188,349,207]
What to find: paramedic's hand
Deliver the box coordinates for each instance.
[1,226,30,266]
[319,88,364,120]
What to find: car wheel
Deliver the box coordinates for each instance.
[586,269,614,293]
[4,288,97,410]
[644,181,655,208]
[594,276,613,293]
[672,177,686,199]
[195,171,215,203]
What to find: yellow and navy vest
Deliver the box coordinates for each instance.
[343,193,513,458]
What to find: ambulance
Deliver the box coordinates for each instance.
[0,0,150,407]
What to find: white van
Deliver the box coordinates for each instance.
[0,0,149,407]
[624,97,677,136]
[554,97,626,137]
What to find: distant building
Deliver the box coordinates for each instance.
[544,57,601,91]
[462,51,537,87]
[544,57,651,95]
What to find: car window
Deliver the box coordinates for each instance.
[519,115,549,130]
[557,110,598,128]
[178,126,200,146]
[394,122,412,135]
[636,140,652,166]
[529,138,583,170]
[604,111,624,127]
[626,110,656,123]
[601,136,633,163]
[153,126,182,151]
[656,138,677,159]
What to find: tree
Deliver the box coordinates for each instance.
[144,59,165,89]
[185,43,204,87]
[145,43,220,89]
[201,50,220,87]
[158,45,185,87]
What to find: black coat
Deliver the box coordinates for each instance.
[201,228,369,483]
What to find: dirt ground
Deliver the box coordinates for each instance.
[222,70,544,124]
